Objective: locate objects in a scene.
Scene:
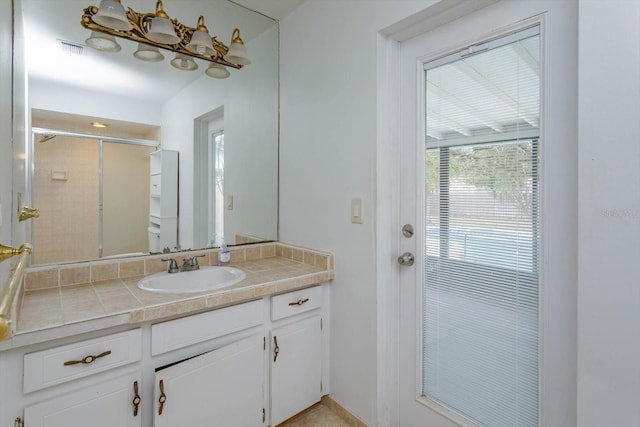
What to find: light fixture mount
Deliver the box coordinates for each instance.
[81,3,246,70]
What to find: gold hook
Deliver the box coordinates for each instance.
[19,206,40,222]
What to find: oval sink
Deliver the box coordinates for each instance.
[137,266,246,294]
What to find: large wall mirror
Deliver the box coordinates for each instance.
[16,0,279,266]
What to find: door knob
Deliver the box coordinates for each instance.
[397,252,414,266]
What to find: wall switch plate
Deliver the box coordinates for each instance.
[226,195,234,210]
[351,198,363,224]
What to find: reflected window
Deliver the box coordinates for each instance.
[210,130,224,245]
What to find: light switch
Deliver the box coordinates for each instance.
[226,195,234,210]
[351,198,363,224]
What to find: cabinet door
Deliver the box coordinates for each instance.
[24,372,142,427]
[154,334,265,427]
[271,316,322,426]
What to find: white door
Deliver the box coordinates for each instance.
[153,334,265,427]
[24,372,142,427]
[270,316,322,426]
[397,9,542,427]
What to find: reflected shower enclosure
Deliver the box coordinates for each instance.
[31,131,155,264]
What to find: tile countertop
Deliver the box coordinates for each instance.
[0,243,334,351]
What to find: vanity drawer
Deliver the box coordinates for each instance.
[24,329,142,393]
[151,299,264,356]
[271,286,322,321]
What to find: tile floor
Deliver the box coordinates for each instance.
[277,403,352,427]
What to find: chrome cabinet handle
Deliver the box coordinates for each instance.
[132,381,141,417]
[397,252,415,266]
[64,350,111,366]
[288,298,309,306]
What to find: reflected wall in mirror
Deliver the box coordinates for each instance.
[17,0,279,266]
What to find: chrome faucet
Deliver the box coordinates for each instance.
[180,255,206,272]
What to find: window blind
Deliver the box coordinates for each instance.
[422,27,540,427]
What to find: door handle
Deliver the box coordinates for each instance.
[397,252,414,266]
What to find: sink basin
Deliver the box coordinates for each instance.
[137,266,246,294]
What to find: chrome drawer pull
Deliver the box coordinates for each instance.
[288,298,309,306]
[63,350,112,366]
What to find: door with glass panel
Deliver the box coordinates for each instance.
[398,25,541,427]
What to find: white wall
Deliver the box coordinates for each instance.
[279,1,442,423]
[577,1,640,426]
[162,25,278,250]
[280,0,581,425]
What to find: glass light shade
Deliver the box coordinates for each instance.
[92,0,132,31]
[186,30,216,57]
[133,43,164,62]
[146,16,181,45]
[85,31,121,52]
[205,63,230,79]
[226,41,250,65]
[170,53,198,71]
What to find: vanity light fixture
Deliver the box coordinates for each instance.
[81,0,249,79]
[91,121,108,128]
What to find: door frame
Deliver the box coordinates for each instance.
[375,1,578,426]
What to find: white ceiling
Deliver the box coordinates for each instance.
[231,0,306,21]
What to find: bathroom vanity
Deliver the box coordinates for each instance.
[0,243,332,427]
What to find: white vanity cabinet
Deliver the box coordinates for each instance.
[153,335,265,427]
[147,286,325,426]
[270,316,323,426]
[270,286,324,425]
[5,285,328,427]
[21,329,143,427]
[24,372,142,427]
[149,300,266,426]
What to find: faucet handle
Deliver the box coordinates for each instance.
[183,254,206,268]
[161,258,179,273]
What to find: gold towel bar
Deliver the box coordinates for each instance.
[0,244,32,340]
